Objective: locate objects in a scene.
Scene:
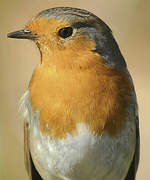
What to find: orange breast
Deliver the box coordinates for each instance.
[29,53,132,139]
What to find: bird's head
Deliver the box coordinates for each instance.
[7,7,126,69]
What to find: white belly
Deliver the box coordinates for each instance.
[30,119,136,180]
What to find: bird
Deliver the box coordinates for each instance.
[7,7,140,180]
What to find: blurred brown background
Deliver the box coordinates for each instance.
[1,0,150,179]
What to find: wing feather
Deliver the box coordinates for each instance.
[125,102,140,180]
[20,91,42,180]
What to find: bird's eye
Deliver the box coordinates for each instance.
[58,27,73,39]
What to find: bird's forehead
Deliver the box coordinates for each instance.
[27,17,71,30]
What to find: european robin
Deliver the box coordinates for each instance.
[7,7,140,180]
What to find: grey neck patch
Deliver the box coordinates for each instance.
[91,29,127,69]
[73,23,127,69]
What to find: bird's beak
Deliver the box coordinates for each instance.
[7,29,39,39]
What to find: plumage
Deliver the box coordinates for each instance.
[8,7,140,180]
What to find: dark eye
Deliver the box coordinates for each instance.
[58,27,73,38]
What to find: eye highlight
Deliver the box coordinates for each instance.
[58,27,73,39]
